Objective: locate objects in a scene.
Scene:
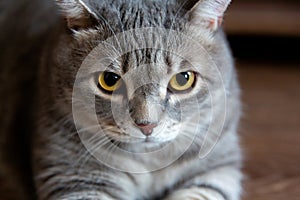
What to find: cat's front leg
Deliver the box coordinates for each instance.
[59,191,118,200]
[164,166,242,200]
[164,187,225,200]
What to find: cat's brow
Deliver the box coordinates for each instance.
[179,60,191,70]
[106,63,122,73]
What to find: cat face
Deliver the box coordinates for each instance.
[50,0,233,149]
[88,48,208,144]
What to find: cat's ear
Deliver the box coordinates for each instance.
[55,0,98,30]
[186,0,231,31]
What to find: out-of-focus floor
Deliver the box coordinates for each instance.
[237,61,300,200]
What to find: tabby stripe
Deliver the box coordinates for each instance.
[124,172,138,186]
[42,179,122,200]
[196,184,228,200]
[59,190,116,200]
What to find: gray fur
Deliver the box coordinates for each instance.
[33,0,242,199]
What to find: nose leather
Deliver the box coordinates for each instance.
[136,123,157,136]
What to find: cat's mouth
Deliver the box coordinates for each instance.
[109,137,171,153]
[144,137,158,143]
[99,120,178,146]
[109,134,170,144]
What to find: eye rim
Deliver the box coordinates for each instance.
[97,71,122,93]
[168,71,196,93]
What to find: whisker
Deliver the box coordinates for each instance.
[75,124,122,166]
[113,6,127,54]
[77,134,112,167]
[95,12,123,57]
[166,0,188,47]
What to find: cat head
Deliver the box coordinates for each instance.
[48,0,234,151]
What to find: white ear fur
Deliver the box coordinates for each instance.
[55,0,98,29]
[189,0,231,31]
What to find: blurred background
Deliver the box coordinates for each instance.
[224,0,300,200]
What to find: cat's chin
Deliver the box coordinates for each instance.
[114,137,172,145]
[110,137,172,153]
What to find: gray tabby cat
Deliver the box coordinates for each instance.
[33,0,242,199]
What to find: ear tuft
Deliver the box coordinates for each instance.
[188,0,231,31]
[55,0,98,30]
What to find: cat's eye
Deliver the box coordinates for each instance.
[169,71,196,92]
[98,71,122,93]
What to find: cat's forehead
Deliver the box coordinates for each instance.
[121,49,168,72]
[86,0,179,13]
[73,1,219,76]
[84,0,187,30]
[105,48,189,75]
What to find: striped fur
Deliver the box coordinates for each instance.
[33,0,242,199]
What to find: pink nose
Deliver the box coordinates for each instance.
[136,123,157,136]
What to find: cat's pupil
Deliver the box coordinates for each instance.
[104,72,120,86]
[176,72,190,86]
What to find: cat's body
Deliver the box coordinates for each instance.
[31,0,242,199]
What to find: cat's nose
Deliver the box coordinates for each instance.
[135,123,157,136]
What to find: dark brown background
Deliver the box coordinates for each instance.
[226,1,300,200]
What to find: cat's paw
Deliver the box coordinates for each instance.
[164,187,225,200]
[60,191,117,200]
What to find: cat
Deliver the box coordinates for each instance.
[32,0,243,200]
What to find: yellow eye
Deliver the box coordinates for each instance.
[98,71,122,93]
[169,71,195,91]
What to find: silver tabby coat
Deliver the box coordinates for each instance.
[33,0,242,199]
